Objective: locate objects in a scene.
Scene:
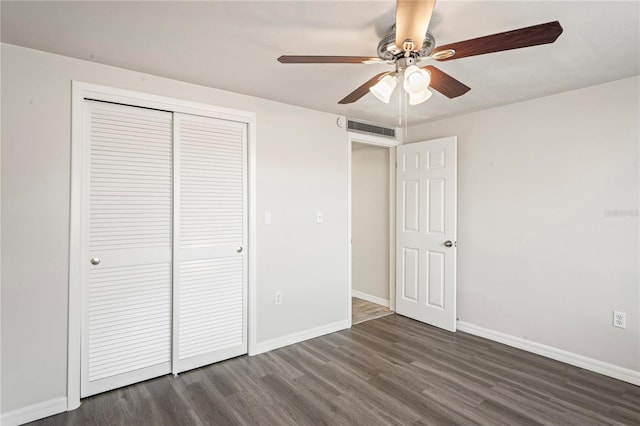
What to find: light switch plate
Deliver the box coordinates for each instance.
[264,212,272,225]
[316,211,323,224]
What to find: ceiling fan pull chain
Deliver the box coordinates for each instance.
[398,87,403,126]
[403,90,409,141]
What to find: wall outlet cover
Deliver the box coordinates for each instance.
[613,311,626,329]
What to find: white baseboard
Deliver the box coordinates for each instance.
[252,319,350,355]
[352,290,390,308]
[1,396,67,426]
[457,321,640,386]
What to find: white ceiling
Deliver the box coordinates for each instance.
[2,1,639,127]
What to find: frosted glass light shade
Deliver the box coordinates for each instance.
[369,75,397,103]
[403,65,431,94]
[409,88,433,105]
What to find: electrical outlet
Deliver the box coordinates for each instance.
[275,292,282,305]
[613,311,626,329]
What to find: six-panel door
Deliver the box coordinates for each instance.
[395,137,457,332]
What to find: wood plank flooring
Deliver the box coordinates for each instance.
[30,314,640,425]
[352,297,393,325]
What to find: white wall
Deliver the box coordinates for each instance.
[0,44,348,414]
[407,76,640,372]
[352,143,389,301]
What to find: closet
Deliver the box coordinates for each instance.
[80,100,247,397]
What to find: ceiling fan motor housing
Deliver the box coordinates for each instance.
[377,27,436,61]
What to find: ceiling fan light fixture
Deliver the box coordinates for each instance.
[369,74,397,103]
[403,65,431,94]
[409,88,433,105]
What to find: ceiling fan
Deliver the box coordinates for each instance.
[278,0,563,105]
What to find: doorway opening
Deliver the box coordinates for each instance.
[347,132,400,326]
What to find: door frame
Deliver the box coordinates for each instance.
[347,131,401,326]
[68,82,257,410]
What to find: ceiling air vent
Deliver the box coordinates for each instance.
[347,120,396,139]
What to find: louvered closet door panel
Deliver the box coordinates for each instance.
[173,113,247,373]
[82,100,172,397]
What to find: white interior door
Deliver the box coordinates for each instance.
[173,113,248,374]
[395,137,457,332]
[82,100,173,397]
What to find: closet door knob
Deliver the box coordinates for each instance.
[236,247,243,253]
[90,257,101,265]
[444,241,453,248]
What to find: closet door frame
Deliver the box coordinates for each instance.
[68,81,257,410]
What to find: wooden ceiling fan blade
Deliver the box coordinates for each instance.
[432,21,563,61]
[422,65,470,98]
[278,56,382,64]
[395,0,436,51]
[338,72,390,104]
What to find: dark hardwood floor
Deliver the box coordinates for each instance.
[31,314,639,425]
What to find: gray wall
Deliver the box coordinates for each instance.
[1,43,348,413]
[351,143,390,302]
[407,76,640,371]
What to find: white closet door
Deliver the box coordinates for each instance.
[81,101,173,397]
[173,113,247,373]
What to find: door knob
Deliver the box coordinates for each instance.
[444,241,454,248]
[236,246,243,253]
[90,257,101,265]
